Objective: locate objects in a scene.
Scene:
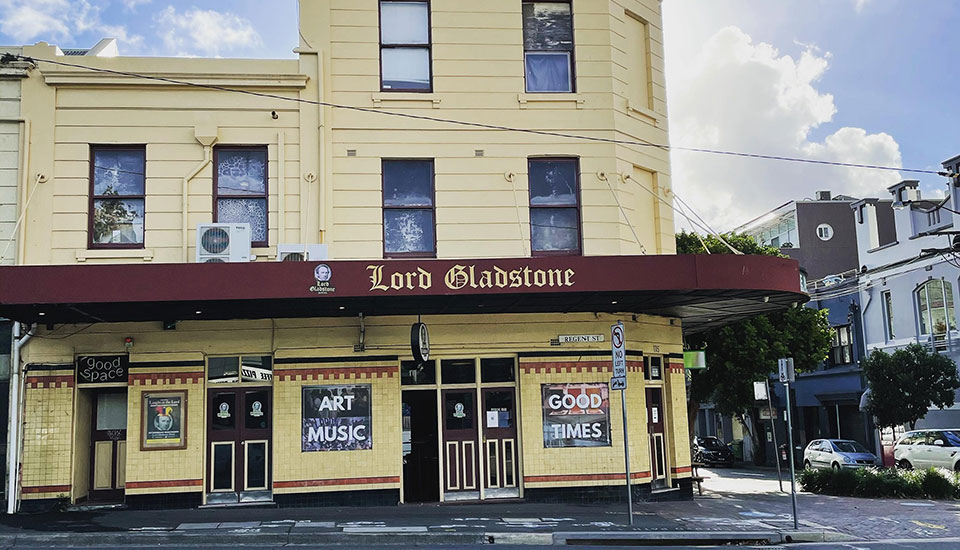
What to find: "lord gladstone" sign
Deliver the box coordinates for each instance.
[76,354,129,385]
[366,264,576,292]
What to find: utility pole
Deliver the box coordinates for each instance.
[779,357,799,530]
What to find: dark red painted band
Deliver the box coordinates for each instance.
[274,476,400,489]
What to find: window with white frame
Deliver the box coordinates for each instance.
[916,279,956,337]
[816,223,834,241]
[882,290,895,340]
[829,325,853,366]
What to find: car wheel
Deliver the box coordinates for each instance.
[898,459,912,470]
[954,462,959,473]
[804,460,812,470]
[831,462,840,471]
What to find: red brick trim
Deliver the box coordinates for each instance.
[274,476,400,489]
[274,367,397,382]
[519,360,643,375]
[667,362,685,374]
[125,479,203,490]
[25,375,74,389]
[670,466,692,474]
[22,484,70,494]
[128,372,203,385]
[525,472,650,483]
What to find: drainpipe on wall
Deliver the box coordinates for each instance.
[5,323,32,514]
[181,139,216,262]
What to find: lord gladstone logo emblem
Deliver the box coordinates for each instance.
[310,263,336,295]
[366,264,575,292]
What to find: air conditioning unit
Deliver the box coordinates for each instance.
[276,244,328,262]
[196,223,251,263]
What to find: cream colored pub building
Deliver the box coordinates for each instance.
[0,1,802,510]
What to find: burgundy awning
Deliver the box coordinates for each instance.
[0,254,806,334]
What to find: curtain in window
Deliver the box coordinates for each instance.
[524,53,571,93]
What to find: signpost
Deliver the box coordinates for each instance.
[755,380,784,492]
[610,321,632,526]
[778,357,799,530]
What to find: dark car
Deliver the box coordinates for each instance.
[692,436,735,466]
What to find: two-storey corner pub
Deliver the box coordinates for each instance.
[0,0,806,511]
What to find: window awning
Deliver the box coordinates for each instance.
[0,254,806,334]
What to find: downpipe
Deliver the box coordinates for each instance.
[6,323,32,514]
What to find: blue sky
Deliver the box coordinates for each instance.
[1,0,956,228]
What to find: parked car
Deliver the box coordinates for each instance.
[893,429,960,472]
[691,436,735,466]
[803,439,880,470]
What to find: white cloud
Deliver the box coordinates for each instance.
[155,6,262,57]
[122,0,151,11]
[666,25,902,230]
[854,0,872,12]
[0,0,142,50]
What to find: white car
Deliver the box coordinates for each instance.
[803,439,880,470]
[893,429,960,472]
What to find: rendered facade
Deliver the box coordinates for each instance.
[0,1,802,511]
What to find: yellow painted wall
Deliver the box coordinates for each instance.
[20,369,74,500]
[17,0,673,265]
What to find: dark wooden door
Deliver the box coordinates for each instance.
[90,390,127,501]
[481,388,518,495]
[441,389,479,497]
[208,388,272,497]
[646,387,667,488]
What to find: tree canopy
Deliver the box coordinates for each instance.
[862,343,960,430]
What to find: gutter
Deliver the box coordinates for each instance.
[5,322,32,514]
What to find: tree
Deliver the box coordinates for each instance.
[678,231,833,462]
[862,343,960,430]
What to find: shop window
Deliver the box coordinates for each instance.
[90,145,145,248]
[214,146,268,247]
[480,358,515,383]
[829,325,853,366]
[441,359,475,384]
[380,0,432,91]
[916,279,956,337]
[522,1,575,92]
[382,159,436,257]
[401,359,437,385]
[528,158,580,255]
[207,356,273,385]
[645,356,663,381]
[882,290,895,340]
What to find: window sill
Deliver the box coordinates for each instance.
[77,248,154,262]
[866,241,898,254]
[372,93,442,108]
[518,93,585,109]
[625,100,663,127]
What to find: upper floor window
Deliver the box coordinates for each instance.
[522,1,574,93]
[382,159,435,257]
[927,209,941,226]
[882,290,895,340]
[529,158,580,255]
[916,279,956,337]
[816,223,834,241]
[90,145,145,249]
[214,146,268,247]
[829,325,853,366]
[380,0,432,91]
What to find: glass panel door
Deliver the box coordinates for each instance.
[441,389,479,500]
[481,388,519,498]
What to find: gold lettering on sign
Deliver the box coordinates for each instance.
[366,264,575,292]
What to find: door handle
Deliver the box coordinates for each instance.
[241,441,246,446]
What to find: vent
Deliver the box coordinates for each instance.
[475,149,484,157]
[282,252,305,262]
[195,223,251,263]
[815,190,832,201]
[346,149,357,157]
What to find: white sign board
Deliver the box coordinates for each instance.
[559,334,604,343]
[610,376,626,390]
[753,381,768,401]
[611,322,626,379]
[778,357,795,383]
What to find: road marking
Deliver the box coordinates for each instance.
[899,502,935,507]
[911,520,946,530]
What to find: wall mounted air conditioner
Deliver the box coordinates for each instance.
[276,244,328,262]
[196,223,251,263]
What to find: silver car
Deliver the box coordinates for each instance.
[893,429,960,472]
[803,439,880,470]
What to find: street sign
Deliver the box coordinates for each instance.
[753,381,768,401]
[778,357,795,383]
[610,376,626,390]
[611,322,626,380]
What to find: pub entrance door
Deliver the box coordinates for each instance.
[89,389,127,502]
[206,387,272,504]
[480,387,519,498]
[646,387,669,489]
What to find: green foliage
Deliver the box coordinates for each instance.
[797,467,960,499]
[679,231,832,425]
[862,343,960,430]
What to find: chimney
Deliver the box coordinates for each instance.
[815,190,831,201]
[888,180,920,208]
[851,198,880,251]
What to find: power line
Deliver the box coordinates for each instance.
[9,54,957,179]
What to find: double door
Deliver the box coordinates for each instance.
[441,388,518,500]
[207,387,272,504]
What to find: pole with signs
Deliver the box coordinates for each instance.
[610,321,633,526]
[778,358,799,530]
[766,379,784,493]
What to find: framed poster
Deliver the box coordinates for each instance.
[302,384,372,452]
[542,383,611,448]
[141,391,187,450]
